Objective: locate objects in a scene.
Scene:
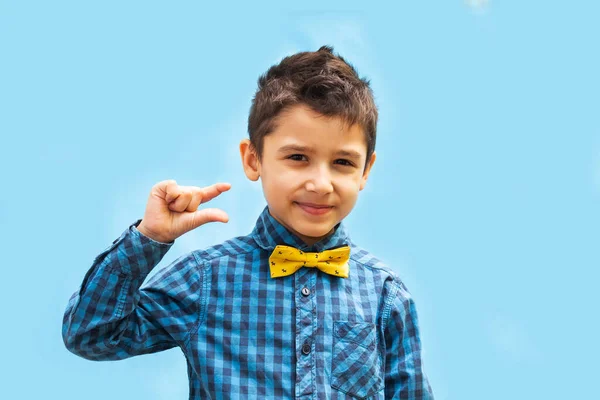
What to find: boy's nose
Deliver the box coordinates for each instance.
[305,168,334,194]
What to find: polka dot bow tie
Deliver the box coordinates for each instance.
[269,245,350,278]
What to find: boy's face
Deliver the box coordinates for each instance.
[240,103,376,246]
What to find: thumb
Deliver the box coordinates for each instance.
[181,208,229,232]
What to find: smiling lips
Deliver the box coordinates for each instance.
[295,202,334,215]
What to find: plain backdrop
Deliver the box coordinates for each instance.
[1,1,599,399]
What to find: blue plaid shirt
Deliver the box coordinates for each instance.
[63,206,434,399]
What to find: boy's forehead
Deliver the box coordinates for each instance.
[268,104,367,151]
[276,103,344,129]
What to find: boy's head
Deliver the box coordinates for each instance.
[240,45,378,246]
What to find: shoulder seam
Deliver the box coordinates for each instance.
[192,246,257,265]
[382,280,402,329]
[349,252,398,279]
[191,236,258,265]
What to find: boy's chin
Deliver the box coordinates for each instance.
[292,223,336,242]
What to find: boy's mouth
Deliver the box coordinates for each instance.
[294,202,334,215]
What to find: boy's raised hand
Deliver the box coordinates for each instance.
[137,179,231,243]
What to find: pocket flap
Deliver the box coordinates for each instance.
[334,321,376,349]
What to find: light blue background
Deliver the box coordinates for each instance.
[1,1,598,399]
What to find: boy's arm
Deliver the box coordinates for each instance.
[383,280,434,399]
[62,219,205,361]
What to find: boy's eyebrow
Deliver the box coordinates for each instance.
[335,149,362,160]
[278,144,362,160]
[278,144,313,154]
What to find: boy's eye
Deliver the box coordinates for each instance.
[335,159,354,167]
[288,154,307,161]
[286,155,354,167]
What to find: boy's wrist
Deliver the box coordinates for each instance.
[137,222,173,244]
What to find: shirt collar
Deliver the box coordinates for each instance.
[251,205,352,252]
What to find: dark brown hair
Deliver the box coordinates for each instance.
[247,45,378,170]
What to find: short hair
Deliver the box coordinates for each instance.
[247,45,378,170]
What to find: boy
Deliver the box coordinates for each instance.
[63,45,434,399]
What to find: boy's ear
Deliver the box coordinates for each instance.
[239,139,260,181]
[359,151,376,191]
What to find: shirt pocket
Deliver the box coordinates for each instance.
[330,321,384,399]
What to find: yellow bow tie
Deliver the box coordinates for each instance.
[269,245,350,278]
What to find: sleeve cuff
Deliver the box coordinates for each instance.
[95,219,174,276]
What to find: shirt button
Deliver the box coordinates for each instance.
[301,287,310,296]
[301,342,311,355]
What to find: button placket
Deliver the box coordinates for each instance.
[294,267,315,397]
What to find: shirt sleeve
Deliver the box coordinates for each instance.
[62,219,206,361]
[383,279,434,399]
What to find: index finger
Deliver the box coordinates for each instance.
[197,182,231,204]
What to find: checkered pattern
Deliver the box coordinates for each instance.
[63,206,434,399]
